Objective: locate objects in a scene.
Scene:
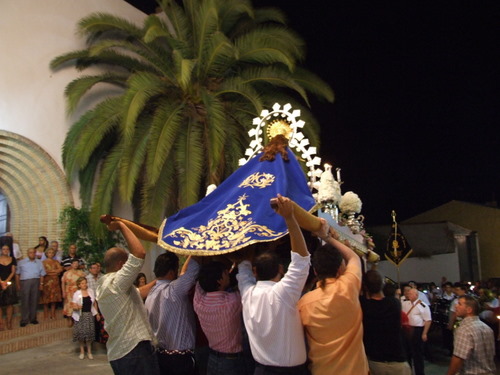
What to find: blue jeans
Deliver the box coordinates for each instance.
[207,350,245,375]
[110,341,160,375]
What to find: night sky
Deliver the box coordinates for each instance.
[127,1,500,225]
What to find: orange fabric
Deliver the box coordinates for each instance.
[298,262,369,375]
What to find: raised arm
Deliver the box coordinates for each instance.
[274,194,308,257]
[315,218,360,268]
[108,221,146,260]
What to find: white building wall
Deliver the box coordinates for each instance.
[375,252,461,285]
[0,0,146,207]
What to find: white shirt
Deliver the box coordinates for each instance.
[96,254,155,361]
[12,243,22,259]
[71,289,98,321]
[237,252,310,367]
[402,299,432,327]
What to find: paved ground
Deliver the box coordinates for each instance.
[2,340,113,375]
[2,328,499,374]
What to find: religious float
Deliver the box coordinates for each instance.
[102,103,379,263]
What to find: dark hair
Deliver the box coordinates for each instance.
[34,236,49,250]
[443,281,453,288]
[154,252,179,278]
[383,283,398,298]
[134,272,147,287]
[198,262,227,292]
[312,243,343,287]
[459,295,480,315]
[254,252,280,281]
[454,282,468,292]
[363,270,383,295]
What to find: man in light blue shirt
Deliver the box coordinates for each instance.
[16,248,46,326]
[145,253,200,375]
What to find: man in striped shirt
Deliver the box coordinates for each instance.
[193,261,245,375]
[237,195,310,375]
[145,252,200,375]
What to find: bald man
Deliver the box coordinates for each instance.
[402,288,432,375]
[96,221,159,375]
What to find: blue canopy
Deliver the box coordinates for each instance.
[158,148,316,255]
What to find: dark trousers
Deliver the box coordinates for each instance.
[110,341,160,375]
[157,350,196,375]
[20,278,39,324]
[408,326,425,375]
[442,326,454,355]
[207,349,245,375]
[254,362,307,375]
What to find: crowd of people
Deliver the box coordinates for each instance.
[95,195,497,375]
[0,235,109,359]
[0,195,498,375]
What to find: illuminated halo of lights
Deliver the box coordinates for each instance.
[238,103,322,190]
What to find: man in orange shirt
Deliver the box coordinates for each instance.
[298,218,368,375]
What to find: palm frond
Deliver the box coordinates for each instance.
[143,14,171,43]
[121,72,166,142]
[217,0,254,34]
[78,145,109,208]
[64,74,128,115]
[291,67,334,103]
[253,7,288,24]
[192,0,219,66]
[146,99,186,184]
[215,78,263,113]
[239,67,309,105]
[235,26,305,69]
[200,90,227,181]
[175,120,204,208]
[158,0,192,43]
[140,157,176,226]
[78,12,143,43]
[200,31,236,77]
[89,142,123,237]
[172,51,196,91]
[50,50,92,70]
[118,118,150,202]
[63,97,123,175]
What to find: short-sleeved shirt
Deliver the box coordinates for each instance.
[360,296,407,362]
[61,255,85,270]
[453,316,496,374]
[401,299,431,327]
[237,252,310,367]
[16,258,46,280]
[193,283,242,353]
[96,254,154,361]
[298,262,369,375]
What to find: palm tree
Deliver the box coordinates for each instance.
[50,0,333,234]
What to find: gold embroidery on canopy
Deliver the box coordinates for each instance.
[164,194,285,250]
[238,172,275,189]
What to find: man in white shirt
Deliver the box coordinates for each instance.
[402,288,432,375]
[236,195,309,375]
[408,281,431,305]
[97,219,160,375]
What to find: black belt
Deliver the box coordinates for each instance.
[156,348,194,356]
[208,348,242,359]
[255,362,307,373]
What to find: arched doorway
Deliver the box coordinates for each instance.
[0,130,74,255]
